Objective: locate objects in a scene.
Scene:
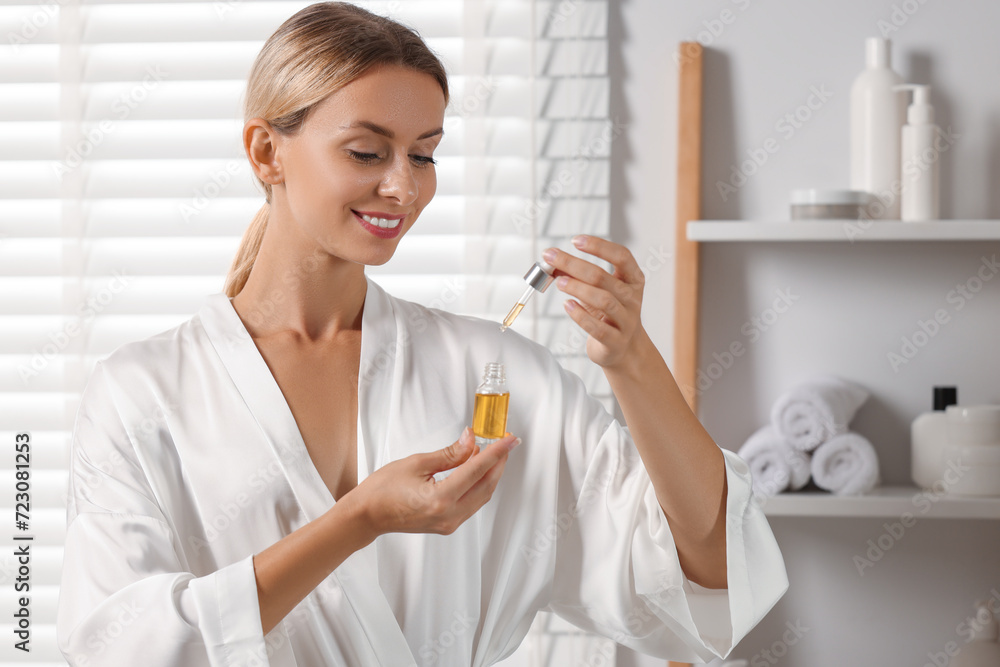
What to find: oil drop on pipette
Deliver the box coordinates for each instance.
[500,260,556,331]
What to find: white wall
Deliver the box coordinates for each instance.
[609,0,1000,665]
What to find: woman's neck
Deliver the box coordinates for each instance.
[231,215,367,344]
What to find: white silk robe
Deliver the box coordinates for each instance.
[56,275,789,666]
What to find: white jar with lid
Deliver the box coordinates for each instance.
[790,189,876,220]
[943,405,1000,496]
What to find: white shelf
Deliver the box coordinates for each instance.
[687,220,1000,242]
[760,486,1000,519]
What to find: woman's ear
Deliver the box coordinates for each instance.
[244,118,283,186]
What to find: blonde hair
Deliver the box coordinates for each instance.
[223,1,449,297]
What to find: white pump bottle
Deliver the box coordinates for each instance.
[895,84,941,221]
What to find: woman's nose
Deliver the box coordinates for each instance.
[377,154,418,205]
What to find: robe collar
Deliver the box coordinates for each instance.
[198,275,417,666]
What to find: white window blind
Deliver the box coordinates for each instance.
[0,0,611,664]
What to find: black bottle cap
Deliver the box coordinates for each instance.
[933,386,957,411]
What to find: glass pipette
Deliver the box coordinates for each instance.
[500,260,555,331]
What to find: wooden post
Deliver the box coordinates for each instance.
[673,41,704,416]
[668,40,704,667]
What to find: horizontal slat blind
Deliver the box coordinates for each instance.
[0,0,611,663]
[2,15,73,664]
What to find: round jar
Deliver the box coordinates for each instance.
[790,189,876,220]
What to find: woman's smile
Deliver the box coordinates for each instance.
[352,209,405,239]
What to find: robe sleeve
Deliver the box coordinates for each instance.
[541,357,789,663]
[56,360,269,667]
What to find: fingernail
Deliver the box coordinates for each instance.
[572,235,586,248]
[557,276,569,288]
[542,248,557,263]
[506,437,522,451]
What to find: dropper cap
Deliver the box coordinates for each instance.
[524,259,556,293]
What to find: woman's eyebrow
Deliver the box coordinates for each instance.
[340,120,443,140]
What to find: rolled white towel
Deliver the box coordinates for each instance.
[770,375,869,452]
[737,425,811,498]
[810,431,880,496]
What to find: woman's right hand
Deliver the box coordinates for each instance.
[341,427,521,542]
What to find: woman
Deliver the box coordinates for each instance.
[55,3,788,666]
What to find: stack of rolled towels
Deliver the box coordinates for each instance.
[737,375,880,497]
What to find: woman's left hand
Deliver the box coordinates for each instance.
[543,235,647,370]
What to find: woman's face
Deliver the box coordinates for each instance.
[272,64,447,266]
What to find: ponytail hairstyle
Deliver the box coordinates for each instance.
[223,2,449,297]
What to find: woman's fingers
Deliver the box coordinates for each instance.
[543,242,642,322]
[438,434,516,498]
[360,431,520,537]
[539,236,650,369]
[545,246,620,292]
[563,296,618,340]
[415,427,479,476]
[570,234,645,285]
[557,275,626,329]
[456,444,512,506]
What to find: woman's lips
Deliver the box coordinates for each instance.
[352,210,403,239]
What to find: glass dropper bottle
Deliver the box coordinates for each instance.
[473,362,509,446]
[500,259,556,331]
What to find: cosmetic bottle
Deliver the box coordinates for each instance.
[473,362,509,447]
[911,386,957,489]
[896,84,941,221]
[850,37,905,219]
[947,600,1000,667]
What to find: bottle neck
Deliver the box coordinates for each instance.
[478,362,507,394]
[483,362,505,383]
[866,38,891,69]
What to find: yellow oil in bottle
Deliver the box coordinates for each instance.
[473,392,510,440]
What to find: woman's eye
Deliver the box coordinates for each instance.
[411,155,437,167]
[347,150,436,167]
[348,150,381,164]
